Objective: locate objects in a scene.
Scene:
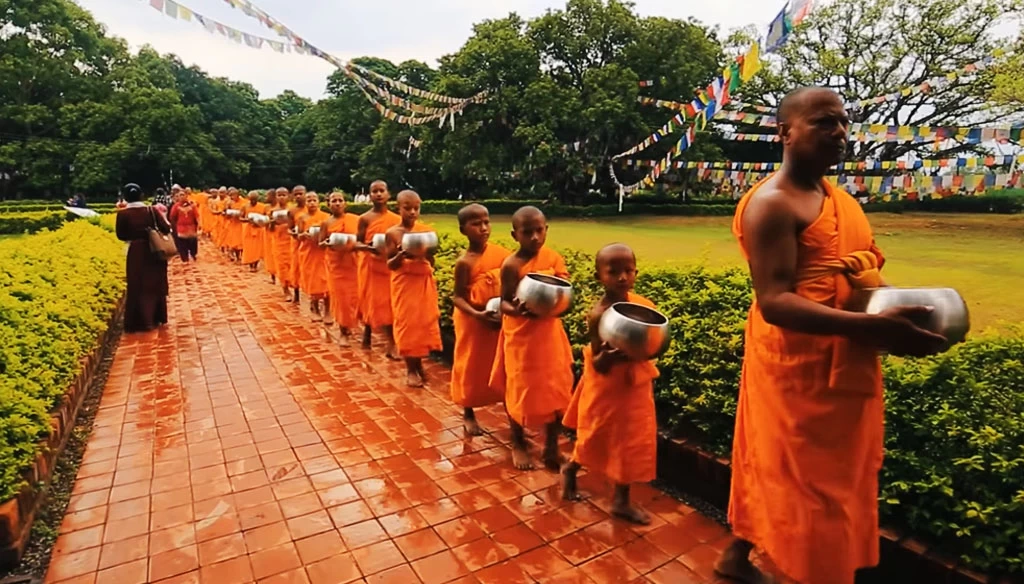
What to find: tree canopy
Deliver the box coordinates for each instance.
[0,0,1020,199]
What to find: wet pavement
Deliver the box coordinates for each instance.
[44,250,741,584]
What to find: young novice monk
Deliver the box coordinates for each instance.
[270,188,294,300]
[490,206,574,470]
[263,189,279,284]
[355,180,401,358]
[320,192,360,345]
[241,190,268,272]
[226,188,247,262]
[561,243,659,525]
[297,192,331,322]
[288,186,308,304]
[385,191,442,387]
[450,204,511,435]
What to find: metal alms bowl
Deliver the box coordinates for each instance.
[327,233,356,250]
[598,302,671,361]
[308,226,321,237]
[847,287,970,349]
[371,233,387,252]
[485,297,501,314]
[248,213,269,226]
[516,273,573,318]
[271,209,289,222]
[402,231,439,258]
[225,209,242,217]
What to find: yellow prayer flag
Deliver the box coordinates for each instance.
[740,43,762,81]
[178,5,192,20]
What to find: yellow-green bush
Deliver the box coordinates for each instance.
[0,211,66,234]
[430,229,1023,575]
[0,222,125,501]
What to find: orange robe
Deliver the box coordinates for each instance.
[226,199,246,251]
[728,177,886,584]
[300,210,330,297]
[390,223,443,358]
[291,209,308,292]
[361,211,402,329]
[269,207,293,286]
[562,293,659,485]
[241,202,268,265]
[450,243,511,408]
[193,193,209,233]
[210,199,226,247]
[263,226,277,277]
[488,246,574,427]
[324,214,360,328]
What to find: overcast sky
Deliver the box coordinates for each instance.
[76,0,784,100]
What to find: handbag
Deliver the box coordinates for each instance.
[148,207,178,261]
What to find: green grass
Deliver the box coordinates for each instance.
[424,212,1024,332]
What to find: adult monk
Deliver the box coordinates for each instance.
[489,206,574,471]
[297,192,331,322]
[269,187,294,300]
[287,186,308,304]
[320,192,361,346]
[241,190,268,272]
[263,189,279,284]
[715,87,947,584]
[225,187,247,262]
[385,190,442,387]
[355,180,401,358]
[450,203,510,435]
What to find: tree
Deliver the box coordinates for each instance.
[721,0,1023,162]
[992,34,1024,108]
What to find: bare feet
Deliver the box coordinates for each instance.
[560,463,583,501]
[323,316,335,326]
[362,326,372,350]
[511,445,534,470]
[406,371,424,388]
[542,448,565,472]
[463,417,484,436]
[338,334,351,347]
[283,291,293,302]
[714,545,777,584]
[385,344,401,361]
[611,502,652,525]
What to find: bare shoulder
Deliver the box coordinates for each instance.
[455,251,476,269]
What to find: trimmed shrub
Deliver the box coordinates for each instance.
[0,222,125,501]
[0,211,67,235]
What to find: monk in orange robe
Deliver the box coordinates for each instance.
[225,188,247,261]
[385,191,442,387]
[210,187,228,250]
[241,190,268,271]
[320,192,361,345]
[269,188,294,301]
[288,186,308,304]
[561,244,658,525]
[355,180,401,358]
[489,206,574,471]
[197,188,213,236]
[450,204,510,435]
[716,87,947,584]
[297,192,331,322]
[262,189,279,284]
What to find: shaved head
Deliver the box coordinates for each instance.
[595,243,636,269]
[457,203,488,227]
[396,190,421,204]
[777,86,843,126]
[512,205,545,230]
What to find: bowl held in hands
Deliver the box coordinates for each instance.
[485,297,501,315]
[847,287,970,351]
[271,209,289,222]
[598,302,671,361]
[515,273,573,318]
[327,233,356,250]
[248,213,269,226]
[402,231,439,258]
[308,226,321,238]
[225,209,242,217]
[371,233,387,252]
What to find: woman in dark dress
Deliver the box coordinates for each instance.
[116,183,172,332]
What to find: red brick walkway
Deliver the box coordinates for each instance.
[44,251,738,584]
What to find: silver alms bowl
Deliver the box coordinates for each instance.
[327,232,356,250]
[516,273,573,318]
[371,233,387,252]
[847,287,970,350]
[402,231,439,258]
[485,297,501,315]
[598,302,671,361]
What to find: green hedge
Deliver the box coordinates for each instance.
[0,204,116,214]
[428,230,1022,575]
[0,222,125,502]
[0,211,68,234]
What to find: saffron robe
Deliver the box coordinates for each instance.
[193,192,210,233]
[361,210,402,328]
[450,243,511,408]
[488,246,574,427]
[241,202,268,265]
[562,293,659,485]
[299,210,330,297]
[727,177,886,584]
[270,208,293,286]
[263,225,277,277]
[209,198,226,247]
[324,214,361,328]
[225,199,247,251]
[291,209,308,292]
[390,223,443,358]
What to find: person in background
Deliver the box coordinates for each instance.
[66,193,87,208]
[153,187,171,219]
[116,183,171,333]
[169,188,200,264]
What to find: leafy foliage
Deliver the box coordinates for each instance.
[0,222,125,501]
[0,211,67,234]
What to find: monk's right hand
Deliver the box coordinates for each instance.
[871,305,947,357]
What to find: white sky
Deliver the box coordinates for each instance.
[76,0,785,99]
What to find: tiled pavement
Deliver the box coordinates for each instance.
[44,249,742,584]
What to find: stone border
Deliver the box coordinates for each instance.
[0,295,125,569]
[656,435,1020,584]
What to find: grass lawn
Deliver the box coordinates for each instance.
[425,212,1024,332]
